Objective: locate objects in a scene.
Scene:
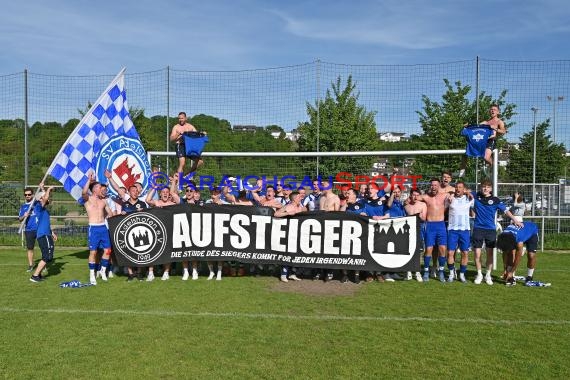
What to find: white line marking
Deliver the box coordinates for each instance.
[0,307,568,325]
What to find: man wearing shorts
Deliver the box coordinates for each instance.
[496,221,539,286]
[82,173,113,285]
[419,178,448,282]
[445,181,473,283]
[29,185,57,283]
[19,187,38,272]
[471,180,521,285]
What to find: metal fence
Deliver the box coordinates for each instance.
[1,58,570,242]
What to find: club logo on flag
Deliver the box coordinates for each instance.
[367,217,417,268]
[95,136,151,196]
[113,212,167,265]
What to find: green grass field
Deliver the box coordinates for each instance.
[1,247,569,379]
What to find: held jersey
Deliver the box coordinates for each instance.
[461,125,493,158]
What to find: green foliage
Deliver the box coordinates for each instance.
[0,184,21,215]
[414,79,516,177]
[297,75,380,176]
[506,120,567,182]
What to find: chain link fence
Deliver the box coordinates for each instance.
[1,59,569,244]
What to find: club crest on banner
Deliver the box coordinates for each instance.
[96,136,151,196]
[367,217,417,269]
[113,212,167,265]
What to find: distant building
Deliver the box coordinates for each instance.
[378,132,407,142]
[233,125,261,133]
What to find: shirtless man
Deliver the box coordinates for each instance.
[170,111,204,175]
[404,188,427,282]
[252,185,283,210]
[481,104,506,167]
[145,180,181,281]
[274,191,307,282]
[319,179,340,212]
[82,173,113,285]
[419,178,449,282]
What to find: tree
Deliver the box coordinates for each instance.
[297,75,380,176]
[506,119,566,183]
[414,79,516,177]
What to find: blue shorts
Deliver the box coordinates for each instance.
[425,221,447,248]
[88,224,111,251]
[447,230,471,252]
[37,234,54,263]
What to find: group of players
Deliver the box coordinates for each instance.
[20,169,540,288]
[20,107,540,287]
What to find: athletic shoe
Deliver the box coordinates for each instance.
[99,270,108,282]
[447,272,455,283]
[422,271,429,282]
[181,271,189,281]
[161,272,170,281]
[431,268,437,279]
[216,272,222,281]
[90,274,97,285]
[459,273,467,283]
[26,265,34,272]
[192,270,199,280]
[340,275,349,283]
[325,272,334,282]
[474,273,483,285]
[280,275,288,282]
[485,275,493,286]
[108,270,114,279]
[29,275,42,283]
[505,278,516,287]
[289,274,301,281]
[353,274,361,284]
[384,273,395,282]
[438,270,446,283]
[126,275,137,282]
[525,276,533,283]
[207,272,215,281]
[146,272,155,282]
[406,272,413,281]
[313,273,321,281]
[416,272,423,282]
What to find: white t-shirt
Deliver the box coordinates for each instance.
[447,195,473,231]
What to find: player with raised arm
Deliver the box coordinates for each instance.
[82,173,113,285]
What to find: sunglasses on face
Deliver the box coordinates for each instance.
[24,193,33,196]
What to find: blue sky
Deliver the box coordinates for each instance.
[0,0,569,148]
[1,0,569,74]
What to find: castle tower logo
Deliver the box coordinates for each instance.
[95,136,152,197]
[113,212,167,265]
[367,217,417,269]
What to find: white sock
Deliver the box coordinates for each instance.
[528,268,535,277]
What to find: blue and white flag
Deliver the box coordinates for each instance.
[47,68,151,200]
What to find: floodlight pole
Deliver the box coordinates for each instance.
[531,107,539,216]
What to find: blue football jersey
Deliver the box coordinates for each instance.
[461,125,493,158]
[504,221,538,243]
